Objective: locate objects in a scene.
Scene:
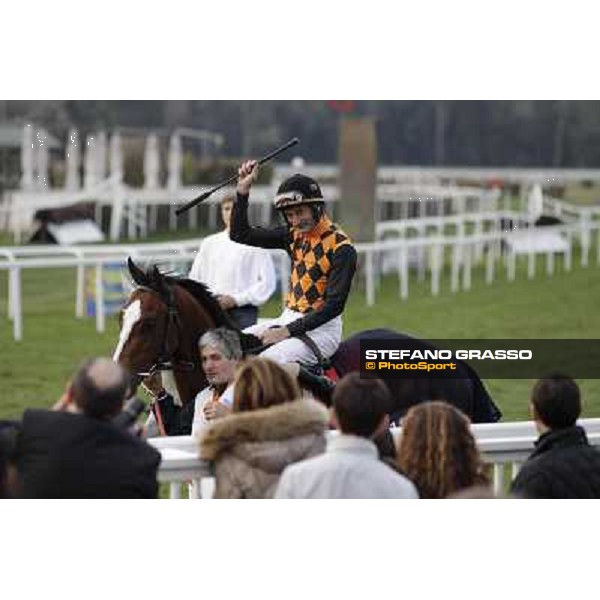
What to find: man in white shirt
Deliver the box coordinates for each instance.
[275,373,419,499]
[189,193,276,329]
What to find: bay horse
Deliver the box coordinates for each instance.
[114,258,501,424]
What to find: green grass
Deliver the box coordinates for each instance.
[1,241,600,422]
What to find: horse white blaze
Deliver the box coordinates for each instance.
[113,299,142,362]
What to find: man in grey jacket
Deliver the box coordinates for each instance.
[275,373,419,499]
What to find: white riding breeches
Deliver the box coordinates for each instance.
[243,308,342,366]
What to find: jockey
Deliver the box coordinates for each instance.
[230,160,357,368]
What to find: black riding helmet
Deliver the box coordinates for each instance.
[274,174,325,224]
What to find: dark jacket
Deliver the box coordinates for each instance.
[510,425,600,499]
[14,409,161,498]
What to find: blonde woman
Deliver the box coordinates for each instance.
[199,357,329,498]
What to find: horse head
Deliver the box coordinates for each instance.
[114,258,214,405]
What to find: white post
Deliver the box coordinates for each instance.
[398,245,409,300]
[492,463,505,495]
[450,244,461,292]
[417,225,426,282]
[485,236,495,285]
[581,216,590,268]
[96,131,107,182]
[167,132,182,192]
[84,133,97,190]
[169,482,182,499]
[144,133,160,190]
[474,219,483,262]
[109,132,124,184]
[10,265,23,341]
[65,128,80,191]
[35,127,49,190]
[431,242,441,296]
[462,243,472,291]
[20,124,35,190]
[95,262,105,333]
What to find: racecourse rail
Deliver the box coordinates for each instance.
[1,210,600,341]
[150,417,600,498]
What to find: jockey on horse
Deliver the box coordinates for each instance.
[231,160,357,396]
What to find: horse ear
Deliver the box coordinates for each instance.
[127,257,147,287]
[151,265,167,293]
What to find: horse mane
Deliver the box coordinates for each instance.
[138,265,262,352]
[166,275,239,330]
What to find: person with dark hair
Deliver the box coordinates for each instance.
[397,401,489,499]
[199,357,329,498]
[188,193,276,329]
[230,161,357,367]
[13,358,161,498]
[510,374,600,499]
[275,373,418,499]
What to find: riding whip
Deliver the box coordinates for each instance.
[175,137,300,216]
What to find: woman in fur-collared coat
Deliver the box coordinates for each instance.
[199,358,330,499]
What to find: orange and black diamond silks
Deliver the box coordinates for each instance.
[286,217,352,314]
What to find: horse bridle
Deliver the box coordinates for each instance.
[133,284,195,379]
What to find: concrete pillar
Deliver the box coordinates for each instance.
[65,128,81,191]
[35,127,49,190]
[167,133,182,191]
[144,133,160,189]
[20,124,35,190]
[338,117,377,242]
[84,133,97,190]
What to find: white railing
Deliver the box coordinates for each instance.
[0,243,291,342]
[2,217,599,341]
[151,417,600,498]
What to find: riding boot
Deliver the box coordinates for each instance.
[297,366,336,407]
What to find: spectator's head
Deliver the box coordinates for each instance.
[331,373,391,438]
[274,173,326,232]
[530,374,581,433]
[220,193,235,230]
[199,328,243,389]
[233,357,301,412]
[397,401,488,499]
[70,358,131,420]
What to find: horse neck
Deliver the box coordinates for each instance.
[169,286,219,405]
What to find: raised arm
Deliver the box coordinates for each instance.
[229,160,288,250]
